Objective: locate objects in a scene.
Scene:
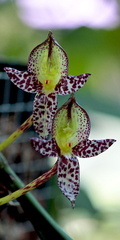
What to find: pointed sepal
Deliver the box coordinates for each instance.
[28,32,68,94]
[57,155,80,207]
[73,139,116,158]
[55,73,91,95]
[4,67,40,93]
[52,94,90,156]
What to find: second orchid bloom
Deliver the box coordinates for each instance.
[4,32,90,139]
[31,95,116,207]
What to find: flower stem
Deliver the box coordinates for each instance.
[0,161,57,206]
[0,115,33,151]
[0,153,72,240]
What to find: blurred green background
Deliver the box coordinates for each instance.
[0,1,120,116]
[0,1,120,240]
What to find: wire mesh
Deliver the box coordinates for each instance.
[0,63,56,240]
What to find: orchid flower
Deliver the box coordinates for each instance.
[31,95,116,207]
[4,32,90,138]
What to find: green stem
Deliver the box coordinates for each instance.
[0,153,72,240]
[0,161,58,205]
[0,115,33,151]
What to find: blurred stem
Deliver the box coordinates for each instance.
[0,161,57,205]
[0,114,33,151]
[0,152,72,240]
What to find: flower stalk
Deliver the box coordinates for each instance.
[0,114,33,151]
[0,160,57,206]
[0,152,72,240]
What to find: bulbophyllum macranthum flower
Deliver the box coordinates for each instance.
[4,32,90,139]
[31,94,116,207]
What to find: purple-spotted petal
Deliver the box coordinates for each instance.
[31,137,58,157]
[57,155,80,207]
[4,67,41,93]
[33,92,57,138]
[55,73,91,95]
[73,139,116,158]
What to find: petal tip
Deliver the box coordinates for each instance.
[109,139,116,145]
[48,31,53,38]
[71,200,75,209]
[4,67,12,72]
